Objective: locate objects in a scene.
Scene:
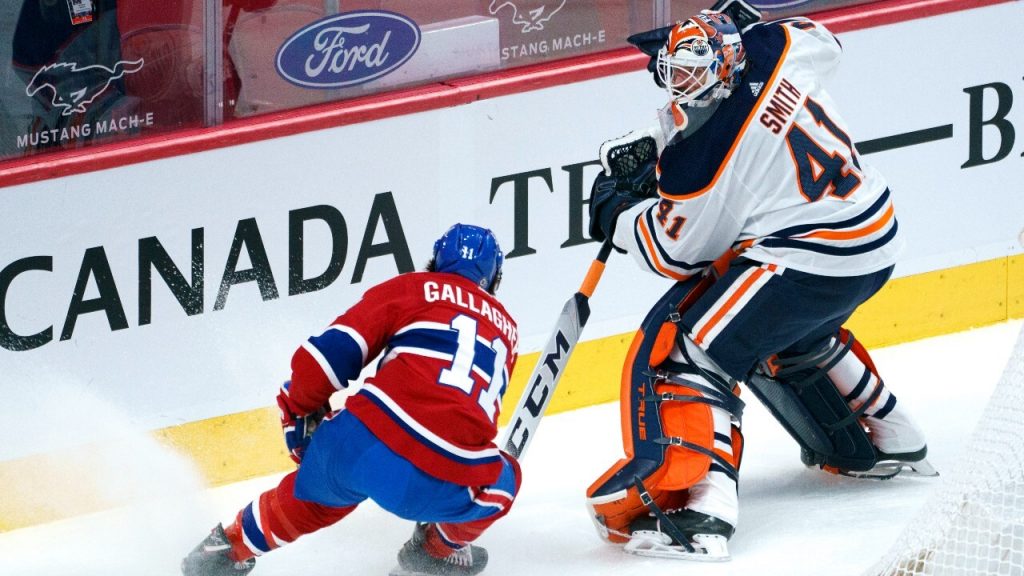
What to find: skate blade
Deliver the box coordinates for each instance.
[624,531,730,562]
[841,458,940,480]
[905,457,939,477]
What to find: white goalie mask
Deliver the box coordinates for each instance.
[656,10,747,112]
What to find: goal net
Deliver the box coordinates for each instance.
[867,324,1024,576]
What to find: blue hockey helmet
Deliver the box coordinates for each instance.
[432,224,504,292]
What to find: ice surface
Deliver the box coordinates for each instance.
[2,320,1020,576]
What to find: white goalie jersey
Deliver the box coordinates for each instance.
[613,18,903,279]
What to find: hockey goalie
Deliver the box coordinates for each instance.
[584,2,935,562]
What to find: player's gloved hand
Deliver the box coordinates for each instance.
[276,381,330,465]
[599,126,664,177]
[589,159,657,246]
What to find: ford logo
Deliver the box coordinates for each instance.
[275,11,421,88]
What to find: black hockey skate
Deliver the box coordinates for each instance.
[802,445,938,480]
[625,509,734,561]
[181,524,255,576]
[389,523,488,576]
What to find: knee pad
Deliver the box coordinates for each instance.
[747,329,878,472]
[586,280,743,543]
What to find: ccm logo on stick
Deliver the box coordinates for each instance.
[505,330,570,456]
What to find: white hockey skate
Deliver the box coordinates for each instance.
[624,510,733,562]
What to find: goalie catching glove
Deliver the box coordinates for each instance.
[277,381,330,464]
[589,126,663,246]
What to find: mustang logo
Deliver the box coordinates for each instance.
[25,59,145,116]
[488,0,567,33]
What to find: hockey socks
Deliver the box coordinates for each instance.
[824,332,927,455]
[226,471,354,561]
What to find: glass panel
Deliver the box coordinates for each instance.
[226,0,333,118]
[0,0,892,166]
[488,0,654,67]
[0,0,206,162]
[668,0,885,24]
[119,3,205,127]
[225,0,657,118]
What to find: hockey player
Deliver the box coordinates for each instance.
[182,224,520,576]
[584,4,934,561]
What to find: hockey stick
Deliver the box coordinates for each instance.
[500,240,614,460]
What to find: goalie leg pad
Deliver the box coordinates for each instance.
[754,333,879,472]
[587,279,743,542]
[586,458,689,543]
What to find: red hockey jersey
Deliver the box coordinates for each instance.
[286,271,519,486]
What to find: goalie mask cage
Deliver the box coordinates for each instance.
[867,323,1024,576]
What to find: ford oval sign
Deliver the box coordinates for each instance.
[276,11,421,89]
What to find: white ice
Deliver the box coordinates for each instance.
[2,319,1021,576]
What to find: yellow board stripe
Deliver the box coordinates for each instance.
[846,256,1015,347]
[2,255,1022,532]
[1009,255,1024,318]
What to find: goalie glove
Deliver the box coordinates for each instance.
[599,126,664,177]
[589,159,657,247]
[276,381,330,465]
[590,126,662,245]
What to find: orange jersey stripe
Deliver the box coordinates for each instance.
[694,264,777,345]
[639,215,691,281]
[799,202,895,241]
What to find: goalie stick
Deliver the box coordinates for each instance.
[500,240,614,460]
